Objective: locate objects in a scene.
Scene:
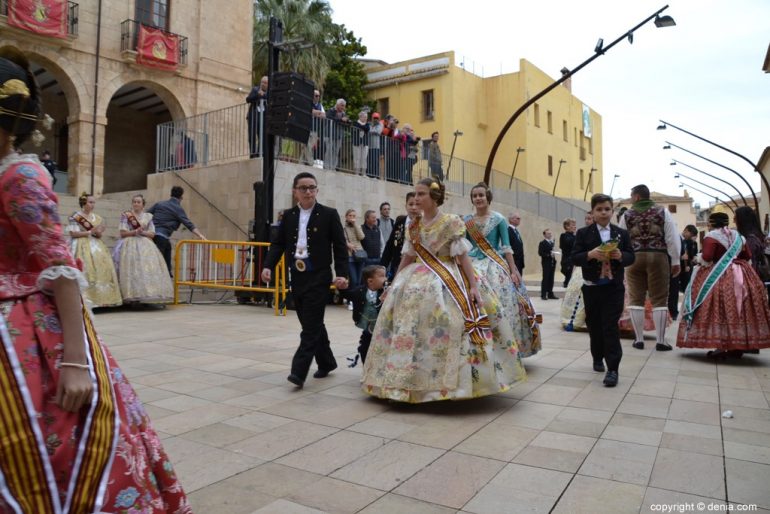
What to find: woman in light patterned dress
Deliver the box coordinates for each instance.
[67,193,122,307]
[362,177,526,403]
[464,182,540,357]
[113,194,173,304]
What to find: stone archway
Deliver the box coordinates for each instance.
[0,45,83,192]
[102,81,185,193]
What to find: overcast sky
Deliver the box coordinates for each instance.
[329,0,769,208]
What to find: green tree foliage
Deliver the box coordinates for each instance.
[252,0,370,112]
[323,24,372,114]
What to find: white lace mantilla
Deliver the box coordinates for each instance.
[0,153,44,178]
[37,265,88,295]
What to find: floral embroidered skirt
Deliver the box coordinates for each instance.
[113,237,173,303]
[0,293,191,513]
[470,256,540,357]
[71,237,123,308]
[361,261,526,403]
[677,260,770,350]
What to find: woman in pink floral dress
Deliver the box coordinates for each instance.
[0,49,191,514]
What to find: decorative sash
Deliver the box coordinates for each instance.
[72,213,94,231]
[124,211,141,231]
[682,231,743,329]
[409,217,490,355]
[464,218,510,274]
[0,303,119,514]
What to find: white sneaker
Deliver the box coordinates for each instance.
[347,303,354,311]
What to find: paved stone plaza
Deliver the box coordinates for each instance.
[95,294,770,514]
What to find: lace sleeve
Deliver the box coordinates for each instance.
[37,265,88,294]
[402,238,416,257]
[450,237,472,257]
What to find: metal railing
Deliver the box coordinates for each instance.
[155,103,590,222]
[120,19,188,65]
[1,0,79,36]
[173,239,286,314]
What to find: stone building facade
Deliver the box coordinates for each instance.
[0,0,253,194]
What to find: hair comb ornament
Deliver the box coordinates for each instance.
[430,181,440,190]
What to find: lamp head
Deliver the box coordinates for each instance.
[595,38,604,53]
[657,123,667,130]
[613,174,620,178]
[454,130,463,136]
[590,167,597,172]
[516,147,525,153]
[670,161,677,166]
[559,159,567,164]
[654,14,676,28]
[663,145,671,150]
[674,174,680,179]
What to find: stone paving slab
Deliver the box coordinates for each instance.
[91,295,770,513]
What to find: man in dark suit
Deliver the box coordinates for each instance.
[508,212,525,275]
[262,172,349,388]
[572,194,635,387]
[538,229,558,300]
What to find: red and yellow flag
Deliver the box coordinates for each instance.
[7,0,67,39]
[136,24,179,71]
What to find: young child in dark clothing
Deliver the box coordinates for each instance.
[342,265,387,367]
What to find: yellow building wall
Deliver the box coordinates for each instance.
[365,53,603,201]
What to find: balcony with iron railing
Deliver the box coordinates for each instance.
[120,19,188,66]
[0,0,79,37]
[155,102,590,223]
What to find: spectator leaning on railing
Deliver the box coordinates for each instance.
[352,111,370,176]
[246,75,268,158]
[324,98,348,171]
[305,89,325,167]
[368,112,383,178]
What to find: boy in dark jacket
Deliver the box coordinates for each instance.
[571,194,635,387]
[342,265,387,366]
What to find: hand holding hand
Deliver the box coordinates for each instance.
[609,249,622,260]
[470,286,482,307]
[510,270,521,287]
[261,268,271,284]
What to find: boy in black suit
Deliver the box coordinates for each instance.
[538,229,558,300]
[571,194,635,387]
[262,172,350,388]
[341,265,387,366]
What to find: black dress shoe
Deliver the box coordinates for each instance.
[548,294,558,299]
[603,370,618,387]
[541,296,548,301]
[313,364,337,379]
[287,374,304,388]
[656,343,673,352]
[593,361,605,372]
[632,341,645,350]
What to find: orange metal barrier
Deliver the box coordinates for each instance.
[173,239,286,315]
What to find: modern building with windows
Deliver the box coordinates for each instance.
[364,51,603,201]
[0,0,252,194]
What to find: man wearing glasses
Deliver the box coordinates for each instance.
[262,172,350,388]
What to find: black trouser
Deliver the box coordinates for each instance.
[668,275,680,318]
[290,270,337,380]
[582,283,624,372]
[358,329,372,363]
[541,260,555,298]
[562,265,574,288]
[154,236,172,275]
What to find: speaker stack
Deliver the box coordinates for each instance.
[267,72,315,144]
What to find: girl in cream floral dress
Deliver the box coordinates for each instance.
[113,194,173,303]
[362,178,526,403]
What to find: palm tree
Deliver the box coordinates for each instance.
[252,0,335,87]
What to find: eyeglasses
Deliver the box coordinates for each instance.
[295,185,318,193]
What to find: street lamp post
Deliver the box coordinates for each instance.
[673,171,741,209]
[664,140,759,214]
[609,174,621,197]
[552,159,567,196]
[659,119,770,202]
[446,130,463,181]
[669,159,747,207]
[584,167,597,201]
[679,182,735,215]
[483,5,676,185]
[507,147,526,189]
